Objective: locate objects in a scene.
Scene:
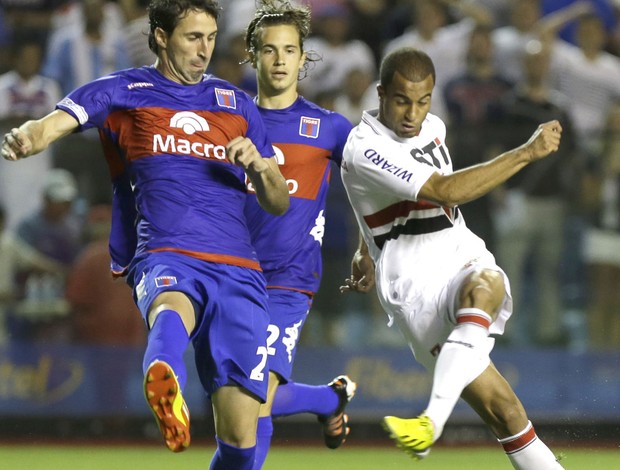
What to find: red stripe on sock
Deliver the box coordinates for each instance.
[456,314,491,329]
[502,426,537,454]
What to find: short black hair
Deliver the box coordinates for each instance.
[148,0,221,54]
[380,47,435,89]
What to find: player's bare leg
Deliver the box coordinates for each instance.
[384,268,505,458]
[253,371,281,469]
[463,364,564,469]
[209,384,262,469]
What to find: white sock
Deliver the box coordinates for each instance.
[499,421,565,469]
[424,308,493,440]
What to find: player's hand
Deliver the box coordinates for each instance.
[525,120,562,161]
[226,136,269,173]
[2,128,32,161]
[340,251,375,294]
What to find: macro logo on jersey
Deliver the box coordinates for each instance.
[273,145,285,165]
[170,111,210,134]
[215,88,237,109]
[246,143,330,199]
[299,116,320,139]
[152,111,227,160]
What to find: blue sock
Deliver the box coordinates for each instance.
[253,416,273,470]
[272,381,339,417]
[142,310,190,388]
[210,437,255,470]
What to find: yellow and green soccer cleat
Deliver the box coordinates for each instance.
[144,360,191,453]
[382,414,434,460]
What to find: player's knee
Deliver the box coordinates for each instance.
[148,292,196,333]
[459,269,505,313]
[486,395,528,437]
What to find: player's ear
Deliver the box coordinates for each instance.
[377,84,385,100]
[154,27,167,50]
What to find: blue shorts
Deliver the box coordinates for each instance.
[128,252,270,401]
[266,289,311,383]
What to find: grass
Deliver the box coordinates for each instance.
[0,443,618,469]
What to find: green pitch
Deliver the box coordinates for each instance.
[0,444,618,469]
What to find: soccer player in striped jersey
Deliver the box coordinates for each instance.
[1,1,289,469]
[341,47,565,469]
[243,2,371,467]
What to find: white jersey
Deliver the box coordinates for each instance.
[341,110,511,370]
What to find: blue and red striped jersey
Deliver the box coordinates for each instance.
[57,66,274,273]
[245,96,352,295]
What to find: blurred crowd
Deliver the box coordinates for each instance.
[0,0,619,352]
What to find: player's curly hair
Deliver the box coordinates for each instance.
[243,0,319,80]
[147,0,222,54]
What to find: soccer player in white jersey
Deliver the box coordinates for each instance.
[340,47,565,469]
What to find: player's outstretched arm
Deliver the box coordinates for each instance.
[1,110,79,161]
[226,136,290,215]
[340,233,375,294]
[418,120,562,208]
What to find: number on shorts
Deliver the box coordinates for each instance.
[250,324,281,381]
[266,324,279,356]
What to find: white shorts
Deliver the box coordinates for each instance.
[378,255,513,372]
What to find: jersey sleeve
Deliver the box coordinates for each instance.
[243,98,275,158]
[109,171,138,276]
[329,112,354,167]
[56,74,118,130]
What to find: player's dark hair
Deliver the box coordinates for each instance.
[380,47,436,89]
[147,0,221,54]
[244,0,317,79]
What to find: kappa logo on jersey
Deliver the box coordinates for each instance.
[215,88,237,109]
[282,319,304,362]
[155,276,177,288]
[410,137,450,169]
[309,210,326,245]
[299,116,320,138]
[127,81,154,90]
[153,111,227,159]
[169,111,210,134]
